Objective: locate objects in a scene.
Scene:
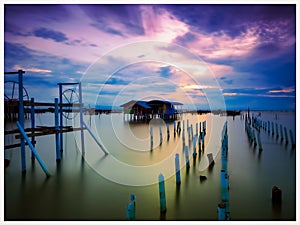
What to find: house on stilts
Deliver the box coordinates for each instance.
[120,100,183,121]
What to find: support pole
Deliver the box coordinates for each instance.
[192,135,197,158]
[280,124,284,141]
[150,127,153,150]
[271,122,274,136]
[158,174,167,213]
[196,123,198,137]
[18,70,26,173]
[55,98,61,162]
[30,97,35,160]
[275,123,279,139]
[173,121,176,137]
[59,83,63,153]
[78,82,85,155]
[16,121,50,177]
[167,124,170,140]
[175,154,181,185]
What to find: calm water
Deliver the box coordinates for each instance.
[4,111,296,220]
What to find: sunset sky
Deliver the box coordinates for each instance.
[4,4,296,110]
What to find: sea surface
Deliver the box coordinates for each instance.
[4,111,296,220]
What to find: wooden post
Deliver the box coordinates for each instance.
[175,154,181,185]
[182,120,185,133]
[220,169,229,201]
[59,83,63,153]
[267,121,270,133]
[272,186,282,204]
[218,202,226,221]
[16,121,50,177]
[158,174,167,213]
[173,121,176,137]
[207,153,214,166]
[187,119,189,131]
[55,98,61,162]
[271,122,274,136]
[184,145,190,169]
[196,123,198,137]
[126,194,136,220]
[203,121,206,135]
[18,70,26,173]
[30,98,35,160]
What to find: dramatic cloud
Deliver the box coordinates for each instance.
[4,4,296,110]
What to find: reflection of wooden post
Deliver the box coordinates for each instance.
[167,124,170,140]
[150,127,153,149]
[280,124,284,141]
[289,129,295,148]
[173,121,176,137]
[184,145,190,169]
[175,154,181,185]
[284,127,288,144]
[220,169,229,201]
[272,186,282,204]
[159,126,163,145]
[193,135,197,158]
[257,130,263,151]
[275,123,279,139]
[158,174,167,213]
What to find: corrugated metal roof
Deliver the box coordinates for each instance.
[120,100,182,108]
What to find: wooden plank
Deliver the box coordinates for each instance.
[15,127,86,139]
[5,141,37,150]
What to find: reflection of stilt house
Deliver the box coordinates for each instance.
[120,100,183,121]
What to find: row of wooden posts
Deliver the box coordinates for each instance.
[244,113,295,151]
[218,122,230,220]
[149,119,207,151]
[126,120,218,220]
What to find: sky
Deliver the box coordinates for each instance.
[3,4,296,110]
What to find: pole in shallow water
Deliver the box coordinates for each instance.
[175,154,181,185]
[126,194,136,220]
[289,129,295,149]
[158,174,167,213]
[159,126,163,145]
[150,127,153,150]
[184,145,190,170]
[55,98,61,162]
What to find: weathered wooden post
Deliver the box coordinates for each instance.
[187,119,189,131]
[207,153,214,167]
[55,98,61,162]
[191,124,194,139]
[177,121,181,134]
[58,83,63,153]
[284,127,289,144]
[184,145,190,169]
[199,122,202,134]
[126,194,136,220]
[182,120,185,133]
[182,127,185,147]
[218,201,226,221]
[175,154,181,185]
[272,186,282,204]
[271,122,274,136]
[159,126,163,145]
[196,123,198,137]
[30,98,35,160]
[18,70,26,173]
[289,129,295,148]
[203,121,207,135]
[268,121,270,133]
[158,174,167,213]
[220,169,229,201]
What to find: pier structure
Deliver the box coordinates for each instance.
[4,70,108,177]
